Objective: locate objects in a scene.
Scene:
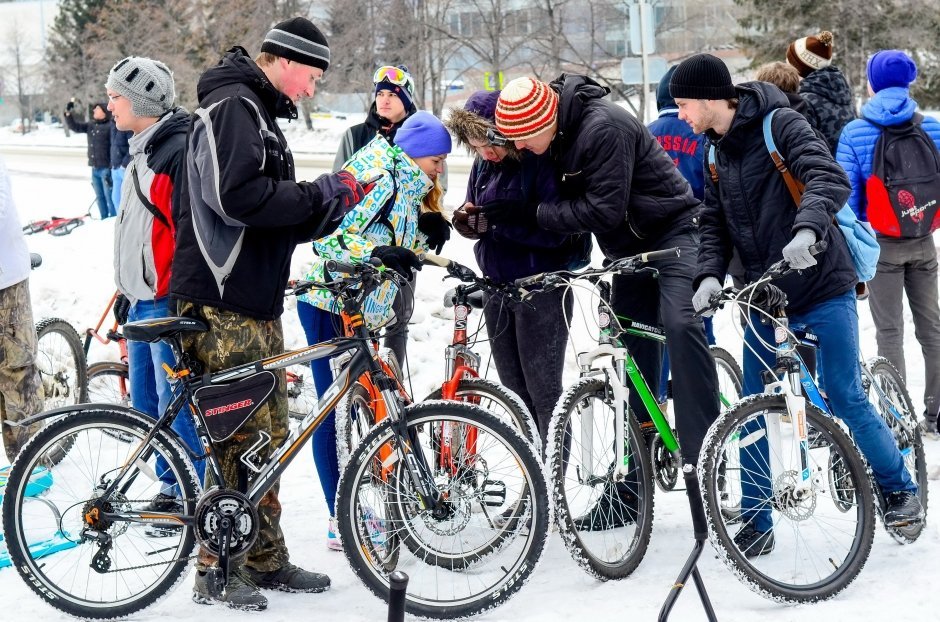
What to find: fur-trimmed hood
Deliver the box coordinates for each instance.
[445,91,520,159]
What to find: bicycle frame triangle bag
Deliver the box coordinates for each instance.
[193,371,278,443]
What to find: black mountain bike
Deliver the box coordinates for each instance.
[1,259,549,620]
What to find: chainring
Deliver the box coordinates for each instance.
[194,488,259,558]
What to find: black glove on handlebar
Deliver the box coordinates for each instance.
[371,246,422,280]
[418,212,451,253]
[113,293,131,325]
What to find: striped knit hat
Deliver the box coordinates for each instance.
[261,17,330,71]
[495,77,558,140]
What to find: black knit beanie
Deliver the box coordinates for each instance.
[260,17,330,71]
[669,54,736,100]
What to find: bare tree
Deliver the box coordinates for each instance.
[4,21,40,134]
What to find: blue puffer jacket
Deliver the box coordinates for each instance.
[836,87,940,221]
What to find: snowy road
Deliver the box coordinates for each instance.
[1,159,938,622]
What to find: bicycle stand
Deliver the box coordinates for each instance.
[387,570,409,622]
[658,463,718,622]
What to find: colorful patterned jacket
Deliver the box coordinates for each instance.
[300,135,431,328]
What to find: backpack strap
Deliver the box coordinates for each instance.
[361,166,399,245]
[130,163,171,229]
[762,109,805,206]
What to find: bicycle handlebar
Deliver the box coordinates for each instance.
[693,240,829,318]
[514,246,682,290]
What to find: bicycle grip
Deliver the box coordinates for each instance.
[325,259,359,275]
[513,272,545,289]
[637,247,680,263]
[418,252,451,269]
[809,240,828,256]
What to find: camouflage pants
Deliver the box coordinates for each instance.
[0,279,44,463]
[178,302,289,573]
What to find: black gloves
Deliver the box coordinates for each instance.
[417,212,451,253]
[313,170,366,209]
[479,199,539,226]
[113,294,131,325]
[65,101,74,113]
[371,246,423,280]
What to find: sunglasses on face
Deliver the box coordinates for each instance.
[373,66,410,88]
[486,128,509,147]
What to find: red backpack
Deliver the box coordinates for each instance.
[865,113,940,237]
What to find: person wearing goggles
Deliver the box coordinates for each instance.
[333,65,418,171]
[445,90,590,457]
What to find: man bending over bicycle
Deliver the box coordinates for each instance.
[495,76,720,528]
[673,54,923,556]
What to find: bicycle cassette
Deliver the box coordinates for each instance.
[194,488,259,558]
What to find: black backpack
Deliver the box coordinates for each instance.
[865,113,940,238]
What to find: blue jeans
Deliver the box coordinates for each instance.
[110,167,125,214]
[297,301,340,516]
[739,290,916,532]
[91,167,115,219]
[127,297,204,487]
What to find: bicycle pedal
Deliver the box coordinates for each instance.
[480,479,507,507]
[204,566,226,598]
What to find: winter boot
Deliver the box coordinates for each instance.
[243,562,331,593]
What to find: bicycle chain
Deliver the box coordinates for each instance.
[84,497,201,574]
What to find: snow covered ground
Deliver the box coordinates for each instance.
[1,144,939,622]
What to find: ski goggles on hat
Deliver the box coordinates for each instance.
[486,128,509,147]
[373,66,410,87]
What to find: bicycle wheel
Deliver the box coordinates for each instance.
[36,318,88,409]
[864,357,927,543]
[337,400,548,619]
[548,376,654,580]
[699,395,875,603]
[1,408,199,618]
[711,345,743,409]
[86,361,131,407]
[711,346,744,518]
[285,364,318,421]
[336,381,377,468]
[424,376,538,445]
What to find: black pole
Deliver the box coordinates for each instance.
[387,571,409,622]
[658,462,718,622]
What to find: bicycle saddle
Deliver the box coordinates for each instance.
[123,317,208,343]
[444,288,486,310]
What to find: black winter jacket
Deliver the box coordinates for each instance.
[332,103,413,172]
[537,74,699,259]
[171,47,335,320]
[65,111,111,168]
[799,66,857,155]
[696,82,856,313]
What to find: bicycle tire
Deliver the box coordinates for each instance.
[548,376,654,581]
[336,381,377,470]
[285,363,318,421]
[864,356,927,543]
[424,376,538,446]
[86,361,131,407]
[337,400,549,619]
[2,408,199,619]
[36,318,88,408]
[711,345,743,408]
[699,395,875,603]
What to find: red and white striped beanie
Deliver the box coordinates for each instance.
[495,77,558,140]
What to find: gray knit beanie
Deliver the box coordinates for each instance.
[106,57,176,118]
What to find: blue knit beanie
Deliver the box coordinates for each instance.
[395,111,452,159]
[867,50,917,93]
